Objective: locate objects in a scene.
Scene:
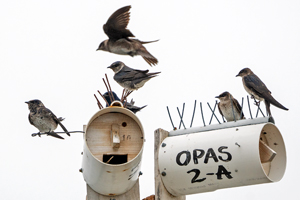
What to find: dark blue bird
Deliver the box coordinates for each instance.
[103,91,147,113]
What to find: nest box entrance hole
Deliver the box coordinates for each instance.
[259,124,280,176]
[103,154,128,165]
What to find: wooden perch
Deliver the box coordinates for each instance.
[111,124,120,148]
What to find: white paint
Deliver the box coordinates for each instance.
[159,123,286,196]
[82,107,144,196]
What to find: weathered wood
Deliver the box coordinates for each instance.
[86,112,143,162]
[259,140,276,163]
[86,179,140,200]
[154,128,186,200]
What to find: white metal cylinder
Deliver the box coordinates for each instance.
[158,123,286,196]
[82,106,144,196]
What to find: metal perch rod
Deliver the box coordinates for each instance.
[32,131,84,137]
[166,95,267,130]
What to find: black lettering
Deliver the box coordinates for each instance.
[218,146,232,162]
[187,169,206,183]
[193,149,205,164]
[176,151,191,166]
[216,165,233,180]
[204,148,218,164]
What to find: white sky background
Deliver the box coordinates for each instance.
[1,0,299,199]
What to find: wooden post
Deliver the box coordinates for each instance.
[154,128,186,200]
[86,179,140,200]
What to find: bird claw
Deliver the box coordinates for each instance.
[31,132,41,137]
[253,101,260,106]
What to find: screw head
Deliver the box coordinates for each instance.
[161,171,166,176]
[161,143,166,147]
[79,168,83,173]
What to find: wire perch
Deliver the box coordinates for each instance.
[200,102,206,126]
[207,101,221,125]
[31,131,84,137]
[239,97,244,120]
[190,100,197,128]
[166,106,176,130]
[177,105,186,129]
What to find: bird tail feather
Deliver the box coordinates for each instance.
[264,95,289,111]
[147,72,161,78]
[47,132,65,139]
[57,120,70,136]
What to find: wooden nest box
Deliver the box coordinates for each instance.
[82,101,144,196]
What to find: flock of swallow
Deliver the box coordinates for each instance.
[25,5,160,139]
[26,5,288,140]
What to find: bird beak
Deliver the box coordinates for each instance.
[215,96,220,99]
[107,66,112,69]
[236,74,240,77]
[25,101,29,104]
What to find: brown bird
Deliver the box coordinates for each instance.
[25,99,70,139]
[216,91,245,122]
[236,68,288,117]
[97,5,158,66]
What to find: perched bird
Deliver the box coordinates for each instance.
[216,91,245,122]
[102,91,147,113]
[236,68,288,117]
[97,5,158,66]
[108,61,160,91]
[25,99,70,139]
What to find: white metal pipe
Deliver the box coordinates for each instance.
[82,106,144,196]
[159,122,286,196]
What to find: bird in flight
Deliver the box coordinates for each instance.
[97,5,158,66]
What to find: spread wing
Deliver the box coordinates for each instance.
[103,5,135,40]
[244,74,271,98]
